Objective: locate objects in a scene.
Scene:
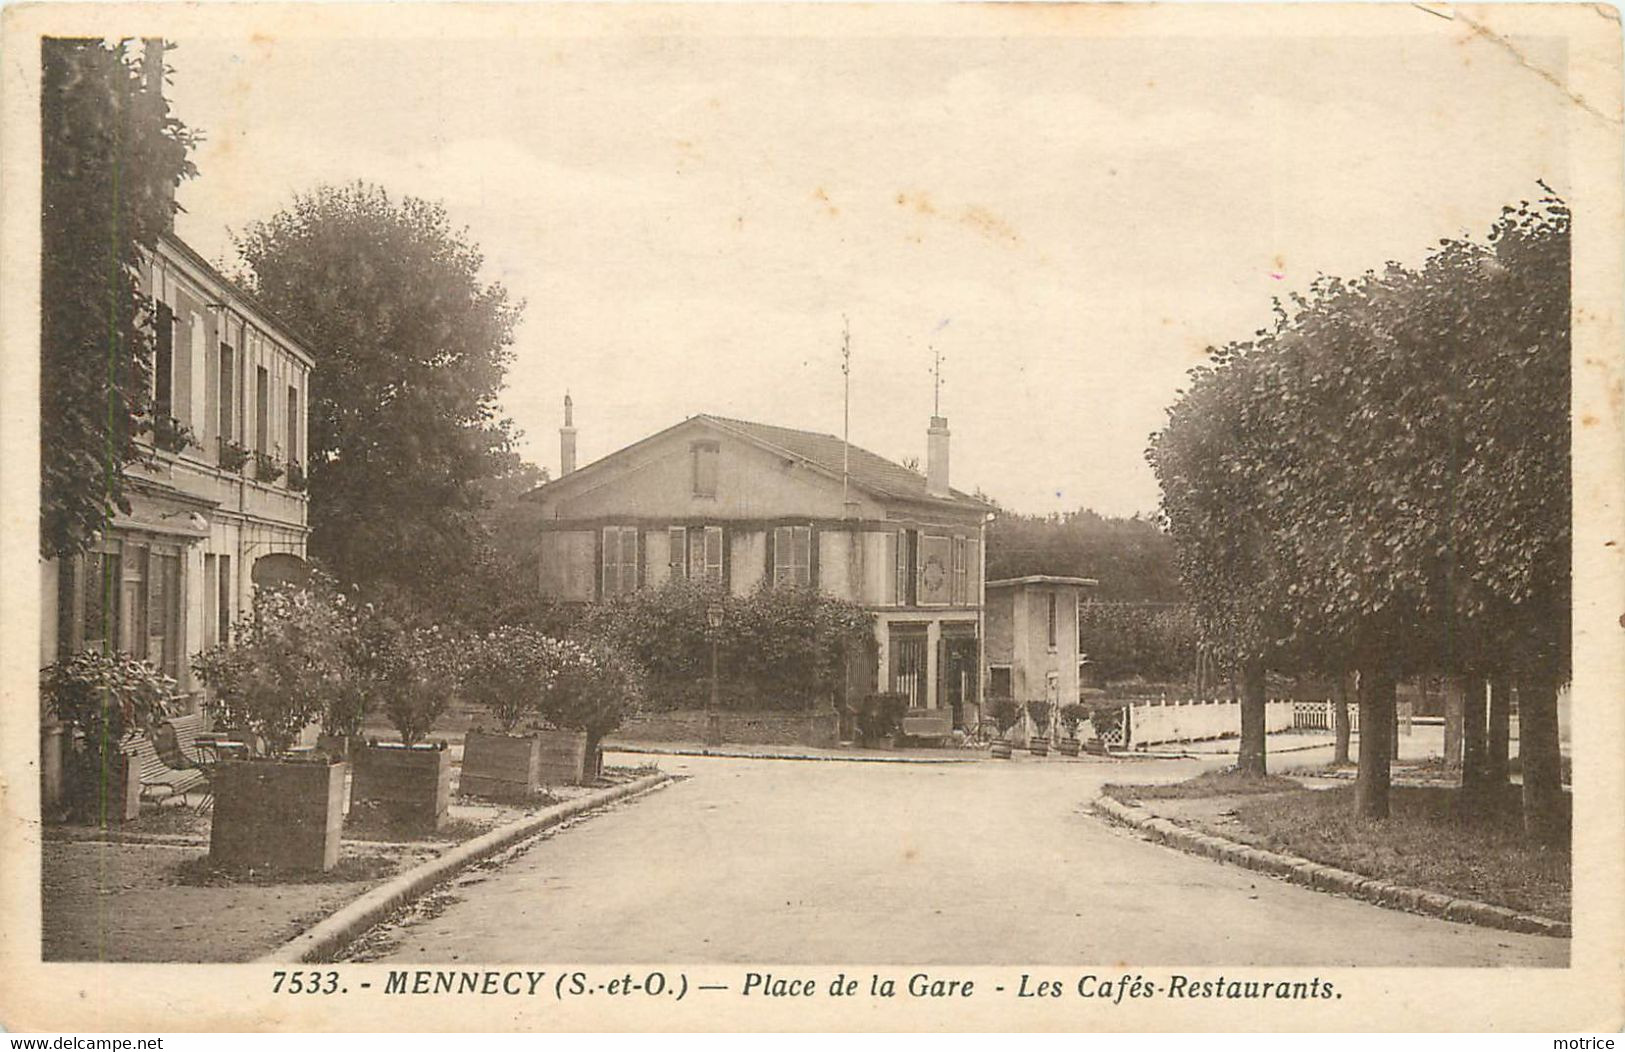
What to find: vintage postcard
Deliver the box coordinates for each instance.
[1,1,1621,1034]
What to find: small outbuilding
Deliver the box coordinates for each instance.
[983,575,1098,718]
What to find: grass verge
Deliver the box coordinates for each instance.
[1107,772,1570,921]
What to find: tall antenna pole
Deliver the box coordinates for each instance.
[932,344,943,416]
[841,314,851,516]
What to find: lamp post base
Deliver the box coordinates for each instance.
[704,711,724,747]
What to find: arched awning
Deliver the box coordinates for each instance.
[252,552,311,591]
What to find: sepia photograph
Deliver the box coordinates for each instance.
[2,0,1621,1035]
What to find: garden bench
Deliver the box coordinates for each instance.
[125,713,211,805]
[900,712,953,745]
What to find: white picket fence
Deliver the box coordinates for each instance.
[1083,696,1355,749]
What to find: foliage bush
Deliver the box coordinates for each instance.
[540,640,645,750]
[583,580,873,711]
[1059,702,1091,740]
[1026,699,1054,738]
[460,626,572,734]
[193,579,352,756]
[987,698,1023,739]
[43,650,178,816]
[1079,602,1199,684]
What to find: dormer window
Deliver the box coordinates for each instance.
[691,441,719,498]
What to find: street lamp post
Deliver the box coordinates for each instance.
[705,600,725,747]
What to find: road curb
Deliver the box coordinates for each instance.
[607,744,979,764]
[257,772,675,964]
[1089,794,1570,939]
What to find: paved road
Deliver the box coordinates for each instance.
[362,753,1566,966]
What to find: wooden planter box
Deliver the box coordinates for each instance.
[461,730,543,800]
[1028,736,1051,757]
[350,742,451,833]
[210,758,347,872]
[537,729,591,786]
[990,740,1013,759]
[1056,738,1081,757]
[69,750,141,825]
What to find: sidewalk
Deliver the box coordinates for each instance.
[41,767,662,962]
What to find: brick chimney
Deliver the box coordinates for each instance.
[926,415,950,497]
[560,393,577,475]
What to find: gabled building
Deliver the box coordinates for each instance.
[527,401,993,724]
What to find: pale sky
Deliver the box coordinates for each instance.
[162,8,1572,516]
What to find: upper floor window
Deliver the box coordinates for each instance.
[602,526,639,598]
[691,441,719,498]
[218,343,235,442]
[772,525,812,588]
[892,528,917,607]
[154,303,175,418]
[255,366,270,452]
[952,537,968,605]
[1047,591,1059,649]
[918,534,954,606]
[286,385,300,464]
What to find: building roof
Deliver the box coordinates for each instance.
[986,574,1099,590]
[697,415,990,511]
[157,231,318,368]
[526,412,994,513]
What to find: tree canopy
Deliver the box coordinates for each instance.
[40,38,196,559]
[984,508,1184,603]
[1147,188,1570,820]
[234,183,526,610]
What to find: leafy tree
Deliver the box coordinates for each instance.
[234,183,523,611]
[40,38,195,558]
[1077,602,1199,684]
[985,509,1184,602]
[1147,188,1570,833]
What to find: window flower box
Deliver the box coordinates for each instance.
[217,438,249,473]
[146,414,195,454]
[252,450,284,484]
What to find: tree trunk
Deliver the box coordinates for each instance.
[1486,676,1512,789]
[1517,671,1565,846]
[1442,677,1463,771]
[1238,657,1267,776]
[1332,671,1352,766]
[1355,664,1395,819]
[1461,674,1488,804]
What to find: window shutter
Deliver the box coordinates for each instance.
[668,527,687,580]
[705,526,723,583]
[602,527,618,597]
[884,531,899,605]
[621,527,639,594]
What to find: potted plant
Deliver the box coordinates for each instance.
[459,626,561,800]
[1057,703,1089,757]
[286,459,307,492]
[987,697,1022,759]
[192,583,349,872]
[1026,699,1054,756]
[348,617,456,833]
[41,651,176,824]
[540,641,643,785]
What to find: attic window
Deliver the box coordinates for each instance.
[691,441,719,498]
